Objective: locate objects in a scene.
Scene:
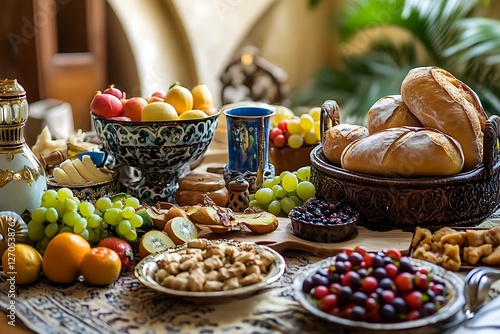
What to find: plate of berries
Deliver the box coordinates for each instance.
[293,246,465,330]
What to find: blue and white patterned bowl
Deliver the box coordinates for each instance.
[91,112,220,203]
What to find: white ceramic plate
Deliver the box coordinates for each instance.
[135,239,286,301]
[293,257,465,331]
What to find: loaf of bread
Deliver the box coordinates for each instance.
[341,127,464,177]
[401,66,487,171]
[322,124,369,166]
[366,95,422,134]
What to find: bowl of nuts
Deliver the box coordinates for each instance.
[288,198,359,243]
[134,238,286,301]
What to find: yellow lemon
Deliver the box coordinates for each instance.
[2,243,42,285]
[178,109,208,120]
[164,83,193,115]
[142,102,178,121]
[191,83,214,111]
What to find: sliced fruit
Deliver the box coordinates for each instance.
[165,206,189,222]
[138,230,176,258]
[236,212,279,234]
[163,217,200,245]
[208,225,230,234]
[187,206,221,225]
[139,207,168,230]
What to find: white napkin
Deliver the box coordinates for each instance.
[450,296,500,334]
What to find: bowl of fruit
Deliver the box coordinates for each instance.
[293,247,465,331]
[268,106,322,175]
[90,84,220,203]
[288,198,359,243]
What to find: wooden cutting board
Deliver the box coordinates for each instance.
[199,218,413,257]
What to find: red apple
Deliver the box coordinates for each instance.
[147,95,164,104]
[203,107,219,116]
[151,91,166,99]
[109,116,131,121]
[122,97,147,121]
[90,91,123,118]
[103,85,125,99]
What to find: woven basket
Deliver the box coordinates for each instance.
[310,100,500,232]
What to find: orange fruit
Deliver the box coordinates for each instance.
[42,232,91,284]
[163,217,199,245]
[191,83,214,111]
[80,247,121,285]
[164,83,193,115]
[138,230,176,259]
[1,243,42,285]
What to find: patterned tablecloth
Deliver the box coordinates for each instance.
[2,211,500,334]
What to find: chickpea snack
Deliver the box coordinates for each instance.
[134,238,286,301]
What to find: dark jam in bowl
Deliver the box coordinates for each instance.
[289,198,358,243]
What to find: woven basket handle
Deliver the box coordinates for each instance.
[320,100,340,143]
[483,115,500,176]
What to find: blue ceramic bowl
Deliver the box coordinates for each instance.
[91,112,220,202]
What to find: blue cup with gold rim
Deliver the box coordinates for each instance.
[223,106,275,187]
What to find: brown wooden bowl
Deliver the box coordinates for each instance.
[269,143,317,174]
[311,101,500,232]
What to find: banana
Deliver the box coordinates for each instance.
[60,160,88,184]
[53,168,73,184]
[72,158,100,182]
[82,155,111,182]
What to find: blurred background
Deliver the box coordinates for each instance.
[1,0,500,133]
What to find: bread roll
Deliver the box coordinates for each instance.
[322,124,369,166]
[401,66,487,171]
[366,95,422,134]
[341,127,464,177]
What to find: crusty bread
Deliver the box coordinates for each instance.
[401,66,487,171]
[341,127,464,177]
[322,124,369,166]
[366,95,422,134]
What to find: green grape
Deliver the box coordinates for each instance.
[87,214,102,228]
[130,214,143,228]
[124,229,137,241]
[27,219,43,230]
[289,195,303,206]
[80,201,95,217]
[40,236,51,250]
[273,176,281,185]
[268,200,282,216]
[280,197,296,214]
[57,187,74,202]
[63,210,81,227]
[248,199,259,208]
[46,207,59,223]
[45,223,59,238]
[249,193,255,201]
[31,207,47,223]
[288,134,304,149]
[299,114,314,131]
[64,198,78,211]
[282,173,298,192]
[303,130,317,145]
[117,219,132,235]
[314,121,321,141]
[287,119,301,135]
[92,228,102,243]
[88,228,95,242]
[124,197,141,209]
[55,201,67,218]
[254,188,274,204]
[279,171,291,180]
[73,196,81,208]
[272,185,287,199]
[96,197,112,212]
[121,206,135,219]
[262,178,274,189]
[308,107,321,122]
[79,229,90,241]
[41,189,58,208]
[296,181,316,201]
[27,224,45,241]
[104,208,122,226]
[58,226,73,234]
[74,217,87,234]
[296,166,311,181]
[111,201,124,210]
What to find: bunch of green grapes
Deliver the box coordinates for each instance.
[26,188,145,254]
[249,166,316,216]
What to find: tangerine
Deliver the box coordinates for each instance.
[1,243,42,285]
[42,232,91,284]
[80,247,121,285]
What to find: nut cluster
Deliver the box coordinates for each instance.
[153,238,275,292]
